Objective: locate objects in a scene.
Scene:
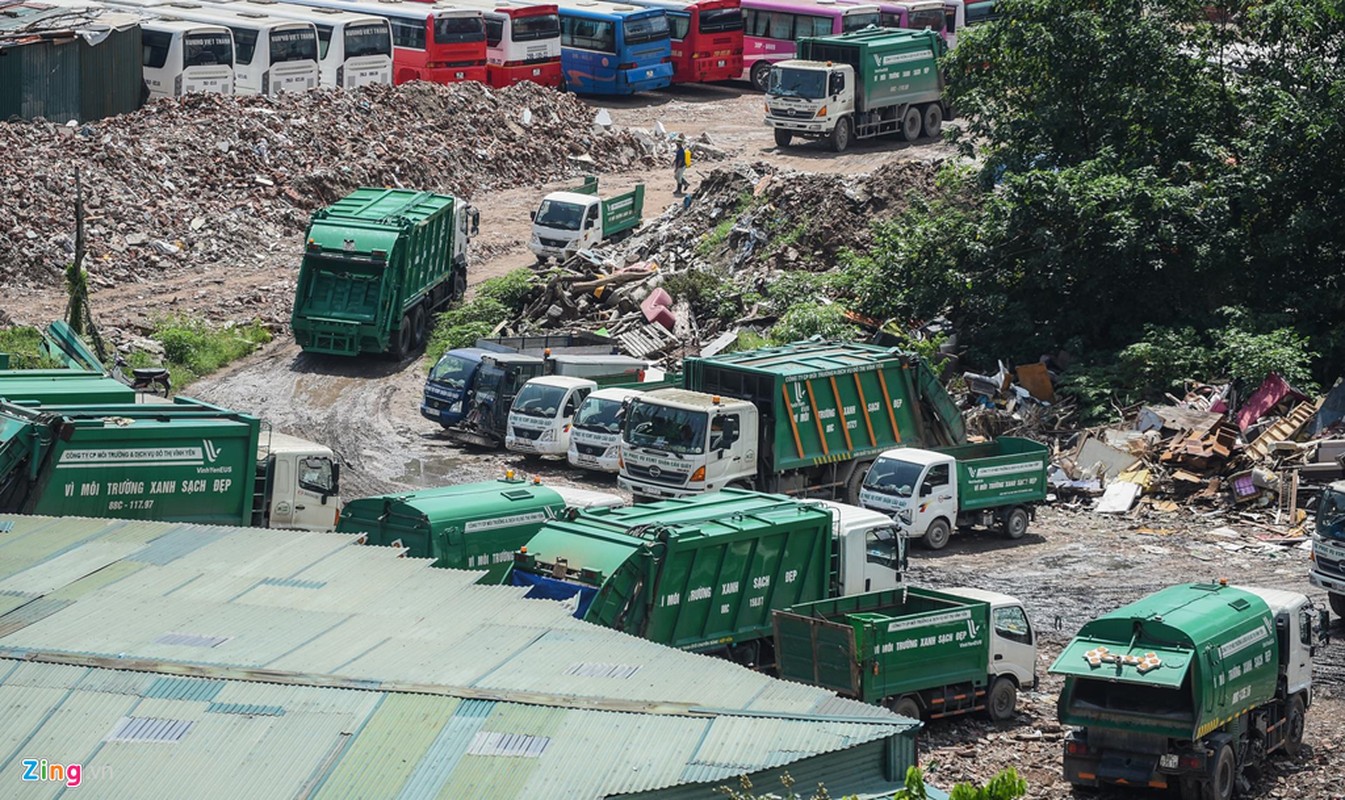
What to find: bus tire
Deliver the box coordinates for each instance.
[921,518,951,550]
[389,314,411,360]
[829,116,852,153]
[1002,507,1030,540]
[986,676,1017,721]
[750,61,771,91]
[921,103,943,139]
[900,106,922,141]
[774,129,793,148]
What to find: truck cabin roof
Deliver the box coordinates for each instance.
[638,388,751,411]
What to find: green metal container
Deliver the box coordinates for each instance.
[683,341,965,475]
[566,176,645,238]
[337,477,576,581]
[0,372,136,405]
[1051,583,1279,740]
[509,489,835,651]
[0,398,262,525]
[292,188,466,357]
[797,28,945,115]
[775,587,992,704]
[945,437,1049,511]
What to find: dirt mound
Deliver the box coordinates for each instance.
[0,81,660,292]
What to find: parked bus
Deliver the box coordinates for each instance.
[622,0,742,83]
[230,0,392,87]
[448,0,562,87]
[942,0,962,48]
[837,0,945,39]
[109,1,321,94]
[963,0,994,25]
[551,0,674,95]
[139,18,236,96]
[740,0,877,89]
[283,0,486,83]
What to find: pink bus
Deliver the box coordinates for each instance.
[740,0,878,89]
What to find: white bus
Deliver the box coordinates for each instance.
[226,0,392,87]
[447,0,563,88]
[105,0,321,94]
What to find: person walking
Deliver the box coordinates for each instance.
[673,135,690,195]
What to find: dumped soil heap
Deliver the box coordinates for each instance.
[0,81,661,291]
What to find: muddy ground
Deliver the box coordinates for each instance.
[8,83,1344,798]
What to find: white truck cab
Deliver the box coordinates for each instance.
[618,389,759,499]
[529,191,604,262]
[860,447,954,538]
[766,60,858,142]
[812,499,905,596]
[258,431,341,531]
[568,387,643,473]
[946,586,1039,693]
[506,376,596,457]
[1240,586,1322,703]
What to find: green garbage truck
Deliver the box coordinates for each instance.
[617,340,966,504]
[1051,581,1327,799]
[528,176,645,263]
[336,475,622,581]
[0,398,341,530]
[774,586,1037,722]
[506,488,905,664]
[858,437,1049,549]
[292,187,479,358]
[765,28,950,152]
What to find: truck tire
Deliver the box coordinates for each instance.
[900,106,922,141]
[845,461,872,506]
[889,696,921,720]
[411,306,428,351]
[1204,744,1235,800]
[1002,507,1030,540]
[750,61,771,91]
[830,116,852,153]
[774,129,793,148]
[1284,693,1306,757]
[389,314,412,360]
[1331,592,1345,619]
[452,269,467,301]
[921,103,943,139]
[921,518,951,550]
[986,677,1017,721]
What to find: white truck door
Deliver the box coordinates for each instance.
[558,387,591,450]
[291,454,339,531]
[1285,606,1314,697]
[988,603,1037,686]
[859,525,903,593]
[583,202,602,249]
[267,454,295,528]
[914,461,957,535]
[706,410,746,486]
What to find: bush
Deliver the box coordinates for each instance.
[0,326,64,369]
[767,303,858,345]
[663,268,741,323]
[476,268,536,309]
[143,314,272,388]
[424,269,539,367]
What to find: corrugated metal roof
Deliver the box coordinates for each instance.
[0,514,918,799]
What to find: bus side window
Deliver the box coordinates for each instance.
[143,29,172,68]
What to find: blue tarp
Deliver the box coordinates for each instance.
[509,570,598,618]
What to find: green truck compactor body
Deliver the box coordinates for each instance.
[944,437,1050,511]
[797,28,944,114]
[0,371,136,405]
[508,489,836,652]
[292,188,470,357]
[0,398,263,525]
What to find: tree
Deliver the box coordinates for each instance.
[892,766,1027,800]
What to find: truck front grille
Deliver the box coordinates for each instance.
[771,107,814,119]
[540,237,568,248]
[512,427,544,441]
[576,442,606,456]
[625,462,688,486]
[1316,552,1345,579]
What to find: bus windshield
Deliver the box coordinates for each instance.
[183,31,232,67]
[842,11,880,31]
[699,8,743,32]
[345,23,391,57]
[435,15,486,43]
[623,14,670,45]
[513,12,560,41]
[909,8,945,30]
[270,28,318,63]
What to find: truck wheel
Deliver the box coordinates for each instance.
[829,116,852,153]
[845,461,872,506]
[1331,592,1345,619]
[900,106,922,141]
[750,61,771,91]
[1284,694,1305,757]
[1204,744,1235,800]
[774,129,793,148]
[452,269,467,301]
[889,696,921,720]
[986,677,1017,721]
[921,518,951,550]
[1002,507,1030,540]
[411,306,428,351]
[389,314,411,360]
[921,103,944,139]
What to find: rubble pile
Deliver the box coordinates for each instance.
[0,81,664,291]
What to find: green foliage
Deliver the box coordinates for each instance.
[714,772,835,800]
[0,326,64,369]
[476,268,536,309]
[663,268,741,322]
[893,766,1027,800]
[143,314,272,389]
[424,269,539,367]
[767,304,858,345]
[698,216,737,257]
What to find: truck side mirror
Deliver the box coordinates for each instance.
[529,210,536,221]
[330,462,340,495]
[584,217,596,230]
[471,209,480,235]
[1321,609,1331,644]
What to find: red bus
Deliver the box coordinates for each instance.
[448,0,563,87]
[285,0,487,84]
[625,0,742,83]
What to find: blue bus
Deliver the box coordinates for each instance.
[550,0,674,94]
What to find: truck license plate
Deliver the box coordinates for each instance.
[533,68,541,76]
[717,59,726,67]
[645,70,654,78]
[577,455,597,466]
[456,71,465,79]
[1159,754,1179,770]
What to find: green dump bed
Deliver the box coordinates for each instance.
[797,28,945,114]
[600,186,644,238]
[0,371,136,405]
[1050,583,1279,740]
[947,437,1049,511]
[775,588,991,704]
[0,398,262,525]
[293,188,459,356]
[509,489,835,651]
[684,341,965,475]
[337,478,572,581]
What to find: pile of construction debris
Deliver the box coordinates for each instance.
[0,81,667,292]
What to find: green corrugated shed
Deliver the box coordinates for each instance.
[0,3,143,122]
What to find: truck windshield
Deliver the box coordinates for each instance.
[513,384,568,417]
[769,67,826,99]
[535,199,584,231]
[623,401,707,454]
[429,354,474,389]
[573,397,623,434]
[864,458,924,497]
[1319,487,1345,540]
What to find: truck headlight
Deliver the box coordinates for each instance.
[539,429,555,443]
[898,509,912,525]
[603,445,618,457]
[449,400,462,414]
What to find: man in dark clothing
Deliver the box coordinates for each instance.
[673,136,690,194]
